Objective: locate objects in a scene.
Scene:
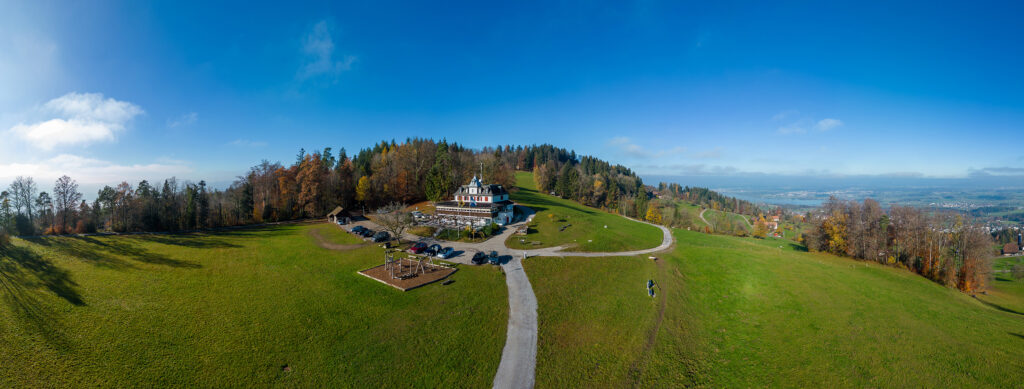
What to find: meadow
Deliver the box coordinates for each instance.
[0,223,507,387]
[505,172,663,252]
[527,229,1024,387]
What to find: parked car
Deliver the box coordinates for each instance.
[471,251,487,265]
[359,229,375,238]
[408,242,428,254]
[350,225,366,234]
[488,251,500,265]
[425,244,442,256]
[436,247,454,259]
[372,231,390,242]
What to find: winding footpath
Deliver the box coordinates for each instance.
[347,208,674,389]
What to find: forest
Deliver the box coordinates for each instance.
[0,139,646,237]
[802,197,993,293]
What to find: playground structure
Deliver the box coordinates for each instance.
[360,249,458,291]
[383,249,444,280]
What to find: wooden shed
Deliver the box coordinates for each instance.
[326,206,348,224]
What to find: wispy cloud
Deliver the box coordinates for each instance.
[8,92,143,150]
[774,113,843,135]
[771,110,798,121]
[167,112,198,128]
[816,118,842,131]
[0,154,191,185]
[229,139,268,148]
[297,20,355,81]
[607,137,685,159]
[968,166,1024,178]
[692,147,723,159]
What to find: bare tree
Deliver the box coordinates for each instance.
[53,175,82,233]
[9,176,37,223]
[375,202,413,244]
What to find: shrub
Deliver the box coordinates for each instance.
[0,231,9,247]
[75,220,88,234]
[1013,264,1024,281]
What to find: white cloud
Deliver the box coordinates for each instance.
[816,118,843,131]
[0,154,191,187]
[229,139,268,148]
[771,110,798,121]
[8,92,143,150]
[775,115,843,135]
[297,20,356,81]
[607,136,686,159]
[692,148,723,159]
[777,122,807,134]
[167,112,198,128]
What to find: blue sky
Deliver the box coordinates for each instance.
[2,1,1023,193]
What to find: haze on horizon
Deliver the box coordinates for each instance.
[2,1,1023,194]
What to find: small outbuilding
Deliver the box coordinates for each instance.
[1002,243,1021,256]
[327,206,349,224]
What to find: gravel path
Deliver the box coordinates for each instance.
[492,256,537,389]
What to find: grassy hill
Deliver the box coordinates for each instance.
[506,171,663,252]
[0,223,507,387]
[527,230,1024,387]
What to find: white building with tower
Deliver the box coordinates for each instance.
[434,176,515,226]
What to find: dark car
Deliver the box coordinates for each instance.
[408,242,428,254]
[488,251,501,265]
[359,229,375,237]
[425,244,442,256]
[372,231,390,242]
[350,225,366,234]
[471,251,487,265]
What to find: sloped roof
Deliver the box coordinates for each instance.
[326,206,345,217]
[1003,243,1020,253]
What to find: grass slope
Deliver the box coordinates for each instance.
[506,171,663,252]
[528,230,1024,387]
[0,223,507,387]
[980,256,1024,315]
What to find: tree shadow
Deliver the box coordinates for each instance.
[974,296,1024,316]
[0,244,80,350]
[130,233,241,249]
[1010,332,1024,340]
[24,236,202,270]
[787,242,809,252]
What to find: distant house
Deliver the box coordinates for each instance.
[1002,243,1022,256]
[766,221,779,231]
[771,215,780,222]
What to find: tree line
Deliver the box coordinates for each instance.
[0,138,648,236]
[531,153,649,218]
[802,197,993,293]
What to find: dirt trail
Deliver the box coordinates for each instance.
[625,257,667,386]
[308,229,371,251]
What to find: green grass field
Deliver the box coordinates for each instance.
[981,256,1024,315]
[0,223,507,387]
[527,230,1024,387]
[506,171,663,252]
[702,209,752,234]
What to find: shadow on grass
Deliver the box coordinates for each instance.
[25,236,201,269]
[1010,333,1024,340]
[975,296,1024,316]
[788,242,809,252]
[512,188,595,215]
[131,233,241,249]
[0,244,81,350]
